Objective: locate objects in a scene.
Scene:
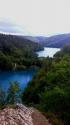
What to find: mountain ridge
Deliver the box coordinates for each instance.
[35,34,70,48]
[18,33,70,48]
[24,33,70,48]
[1,33,70,48]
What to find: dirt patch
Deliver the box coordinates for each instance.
[32,109,51,125]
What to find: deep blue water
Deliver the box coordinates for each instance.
[0,69,35,91]
[0,47,61,91]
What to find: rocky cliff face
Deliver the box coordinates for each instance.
[0,104,51,125]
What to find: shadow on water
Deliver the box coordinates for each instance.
[0,69,36,91]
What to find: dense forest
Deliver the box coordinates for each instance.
[0,34,70,125]
[22,44,70,125]
[0,34,43,70]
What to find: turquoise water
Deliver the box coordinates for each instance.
[0,47,61,91]
[0,69,35,91]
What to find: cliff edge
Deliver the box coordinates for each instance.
[0,104,51,125]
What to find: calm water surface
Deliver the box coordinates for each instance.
[0,69,35,91]
[37,47,60,57]
[0,47,61,91]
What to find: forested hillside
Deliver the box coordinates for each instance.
[38,34,70,48]
[0,34,43,70]
[22,44,70,125]
[0,34,43,52]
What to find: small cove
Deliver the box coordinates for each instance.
[0,69,36,91]
[0,47,60,91]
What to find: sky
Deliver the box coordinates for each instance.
[0,0,70,36]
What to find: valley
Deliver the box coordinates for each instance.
[0,33,70,125]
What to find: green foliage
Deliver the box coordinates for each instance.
[0,88,6,109]
[54,44,70,57]
[0,34,43,70]
[22,46,70,125]
[0,47,41,70]
[7,81,20,104]
[0,52,13,70]
[45,112,63,125]
[0,81,21,109]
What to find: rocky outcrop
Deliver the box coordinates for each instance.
[0,104,51,125]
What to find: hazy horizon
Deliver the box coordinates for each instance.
[0,0,70,36]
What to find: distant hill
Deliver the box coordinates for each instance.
[0,34,43,52]
[34,34,70,48]
[0,33,43,70]
[23,36,40,42]
[1,33,70,49]
[24,36,47,43]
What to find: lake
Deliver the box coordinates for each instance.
[0,69,35,91]
[37,47,60,57]
[0,47,60,91]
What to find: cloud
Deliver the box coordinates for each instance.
[0,0,70,36]
[0,19,29,35]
